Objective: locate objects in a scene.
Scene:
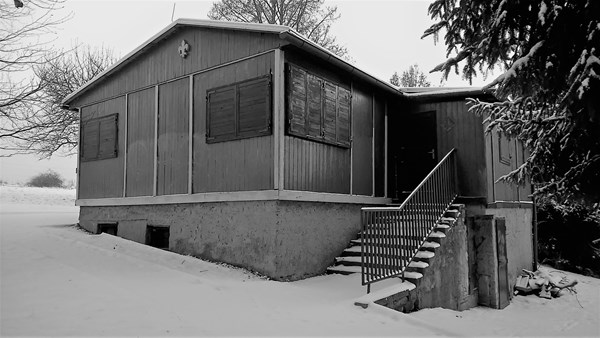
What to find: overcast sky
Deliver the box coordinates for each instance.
[1,0,493,185]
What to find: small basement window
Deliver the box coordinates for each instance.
[146,225,170,250]
[97,222,118,236]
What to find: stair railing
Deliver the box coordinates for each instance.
[360,148,458,292]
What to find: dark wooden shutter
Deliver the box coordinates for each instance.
[82,119,99,161]
[207,87,236,142]
[238,76,271,136]
[98,114,118,159]
[337,87,351,147]
[288,66,307,135]
[323,81,337,143]
[306,74,323,138]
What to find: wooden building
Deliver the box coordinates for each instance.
[62,19,533,281]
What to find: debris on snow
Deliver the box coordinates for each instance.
[514,267,578,299]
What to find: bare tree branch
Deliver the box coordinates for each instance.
[1,45,116,158]
[207,0,348,59]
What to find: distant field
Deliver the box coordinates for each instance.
[0,185,76,206]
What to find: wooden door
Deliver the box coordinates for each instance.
[395,111,437,200]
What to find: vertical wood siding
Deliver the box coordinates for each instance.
[126,87,155,197]
[373,96,386,197]
[284,136,350,193]
[414,100,487,198]
[157,77,189,195]
[487,128,530,202]
[71,28,285,107]
[515,141,532,201]
[351,84,373,196]
[78,96,125,198]
[192,53,273,193]
[491,129,518,201]
[282,52,355,194]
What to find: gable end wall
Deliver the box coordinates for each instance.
[71,27,286,107]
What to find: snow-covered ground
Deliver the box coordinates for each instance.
[1,186,599,336]
[0,185,76,207]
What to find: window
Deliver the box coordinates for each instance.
[206,75,272,143]
[81,113,118,161]
[286,64,351,148]
[97,222,118,236]
[146,225,170,250]
[498,132,511,165]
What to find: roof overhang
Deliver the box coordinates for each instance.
[399,87,496,102]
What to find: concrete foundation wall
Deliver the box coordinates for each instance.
[416,209,477,311]
[485,207,534,291]
[79,200,362,280]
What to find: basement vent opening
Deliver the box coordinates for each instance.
[146,225,170,250]
[97,222,118,236]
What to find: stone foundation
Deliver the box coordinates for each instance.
[79,200,363,281]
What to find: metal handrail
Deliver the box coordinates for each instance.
[360,149,458,291]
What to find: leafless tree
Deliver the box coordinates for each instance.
[1,0,68,156]
[208,0,348,58]
[1,46,115,157]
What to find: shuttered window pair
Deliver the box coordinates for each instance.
[287,65,351,148]
[206,75,272,143]
[81,113,118,161]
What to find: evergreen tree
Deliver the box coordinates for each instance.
[401,64,431,87]
[390,65,431,87]
[423,0,600,218]
[390,72,400,86]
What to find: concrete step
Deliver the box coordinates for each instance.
[412,250,435,264]
[405,260,429,274]
[434,223,450,233]
[326,265,361,275]
[421,241,441,252]
[444,209,460,218]
[438,216,458,225]
[403,271,423,286]
[427,231,446,243]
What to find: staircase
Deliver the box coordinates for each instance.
[327,149,459,292]
[326,204,462,287]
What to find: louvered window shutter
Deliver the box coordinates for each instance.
[238,76,271,136]
[337,87,351,147]
[82,120,99,161]
[285,63,351,148]
[206,75,271,143]
[288,66,307,135]
[306,74,323,138]
[81,113,119,161]
[207,87,236,142]
[322,81,337,143]
[98,114,118,159]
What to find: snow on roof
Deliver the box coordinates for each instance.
[62,18,400,107]
[400,86,492,100]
